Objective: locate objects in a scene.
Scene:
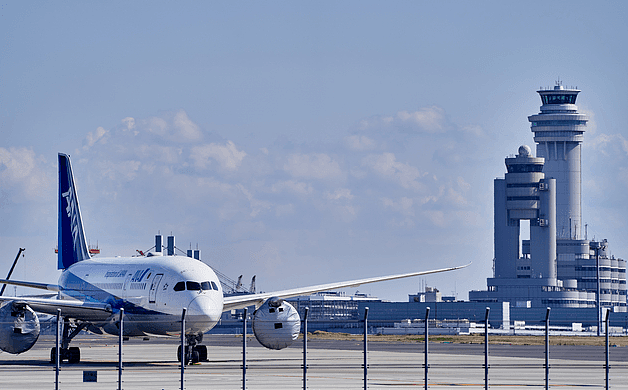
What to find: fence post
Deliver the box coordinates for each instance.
[303,307,309,390]
[364,307,369,390]
[424,306,430,390]
[243,307,247,390]
[484,307,490,390]
[55,308,61,390]
[118,308,124,390]
[545,307,550,390]
[605,308,610,390]
[181,307,186,390]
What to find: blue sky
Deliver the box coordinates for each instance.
[2,1,628,301]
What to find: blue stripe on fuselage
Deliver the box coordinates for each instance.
[58,270,165,316]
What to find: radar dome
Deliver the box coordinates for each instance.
[518,145,532,157]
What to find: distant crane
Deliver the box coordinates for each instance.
[0,248,25,296]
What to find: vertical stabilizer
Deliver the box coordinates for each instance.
[58,153,91,269]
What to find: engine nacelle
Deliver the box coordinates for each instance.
[252,297,300,350]
[0,302,40,354]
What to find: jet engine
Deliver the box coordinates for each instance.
[252,297,300,350]
[0,301,40,354]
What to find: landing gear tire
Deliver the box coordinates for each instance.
[177,345,191,365]
[191,350,200,364]
[194,345,208,362]
[178,345,204,364]
[68,347,81,363]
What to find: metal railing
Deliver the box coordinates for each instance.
[1,307,626,389]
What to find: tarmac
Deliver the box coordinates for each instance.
[1,335,627,389]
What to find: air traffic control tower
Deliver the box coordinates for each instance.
[470,83,627,310]
[529,84,587,239]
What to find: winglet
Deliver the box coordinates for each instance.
[58,153,91,269]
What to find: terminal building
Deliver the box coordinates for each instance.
[469,83,627,311]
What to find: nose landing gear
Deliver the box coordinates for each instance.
[177,334,208,364]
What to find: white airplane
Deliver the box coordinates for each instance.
[0,153,467,364]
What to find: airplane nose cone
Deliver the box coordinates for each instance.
[188,295,214,318]
[186,295,220,333]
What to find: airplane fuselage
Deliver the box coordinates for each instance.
[58,255,224,337]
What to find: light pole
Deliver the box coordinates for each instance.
[592,240,607,337]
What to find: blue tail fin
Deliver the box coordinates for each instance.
[58,153,91,269]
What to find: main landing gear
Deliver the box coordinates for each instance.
[177,334,208,365]
[50,317,88,364]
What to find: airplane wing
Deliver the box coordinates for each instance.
[0,278,60,292]
[0,295,113,321]
[0,279,112,321]
[222,263,469,311]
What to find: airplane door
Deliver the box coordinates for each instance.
[123,274,132,291]
[149,274,164,303]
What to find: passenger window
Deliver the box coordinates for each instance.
[211,281,218,290]
[186,281,201,291]
[174,282,185,292]
[201,281,211,291]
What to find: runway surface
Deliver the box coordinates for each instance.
[1,335,627,389]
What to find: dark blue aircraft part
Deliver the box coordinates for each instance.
[58,153,91,269]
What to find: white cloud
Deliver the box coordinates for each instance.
[0,147,52,202]
[144,116,169,137]
[122,117,136,131]
[382,196,415,217]
[191,141,247,170]
[589,133,628,157]
[237,184,271,218]
[83,126,108,150]
[275,203,295,217]
[461,124,484,137]
[363,152,428,192]
[397,106,445,133]
[445,187,468,207]
[345,135,376,151]
[173,110,202,141]
[283,153,343,180]
[271,180,313,195]
[100,160,141,181]
[325,188,354,201]
[135,145,182,164]
[456,176,471,192]
[359,106,447,133]
[138,110,202,142]
[423,210,447,228]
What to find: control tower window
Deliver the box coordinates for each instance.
[506,164,543,173]
[541,94,577,105]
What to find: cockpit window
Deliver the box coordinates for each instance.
[186,281,201,291]
[201,281,211,291]
[211,281,218,290]
[174,282,185,291]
